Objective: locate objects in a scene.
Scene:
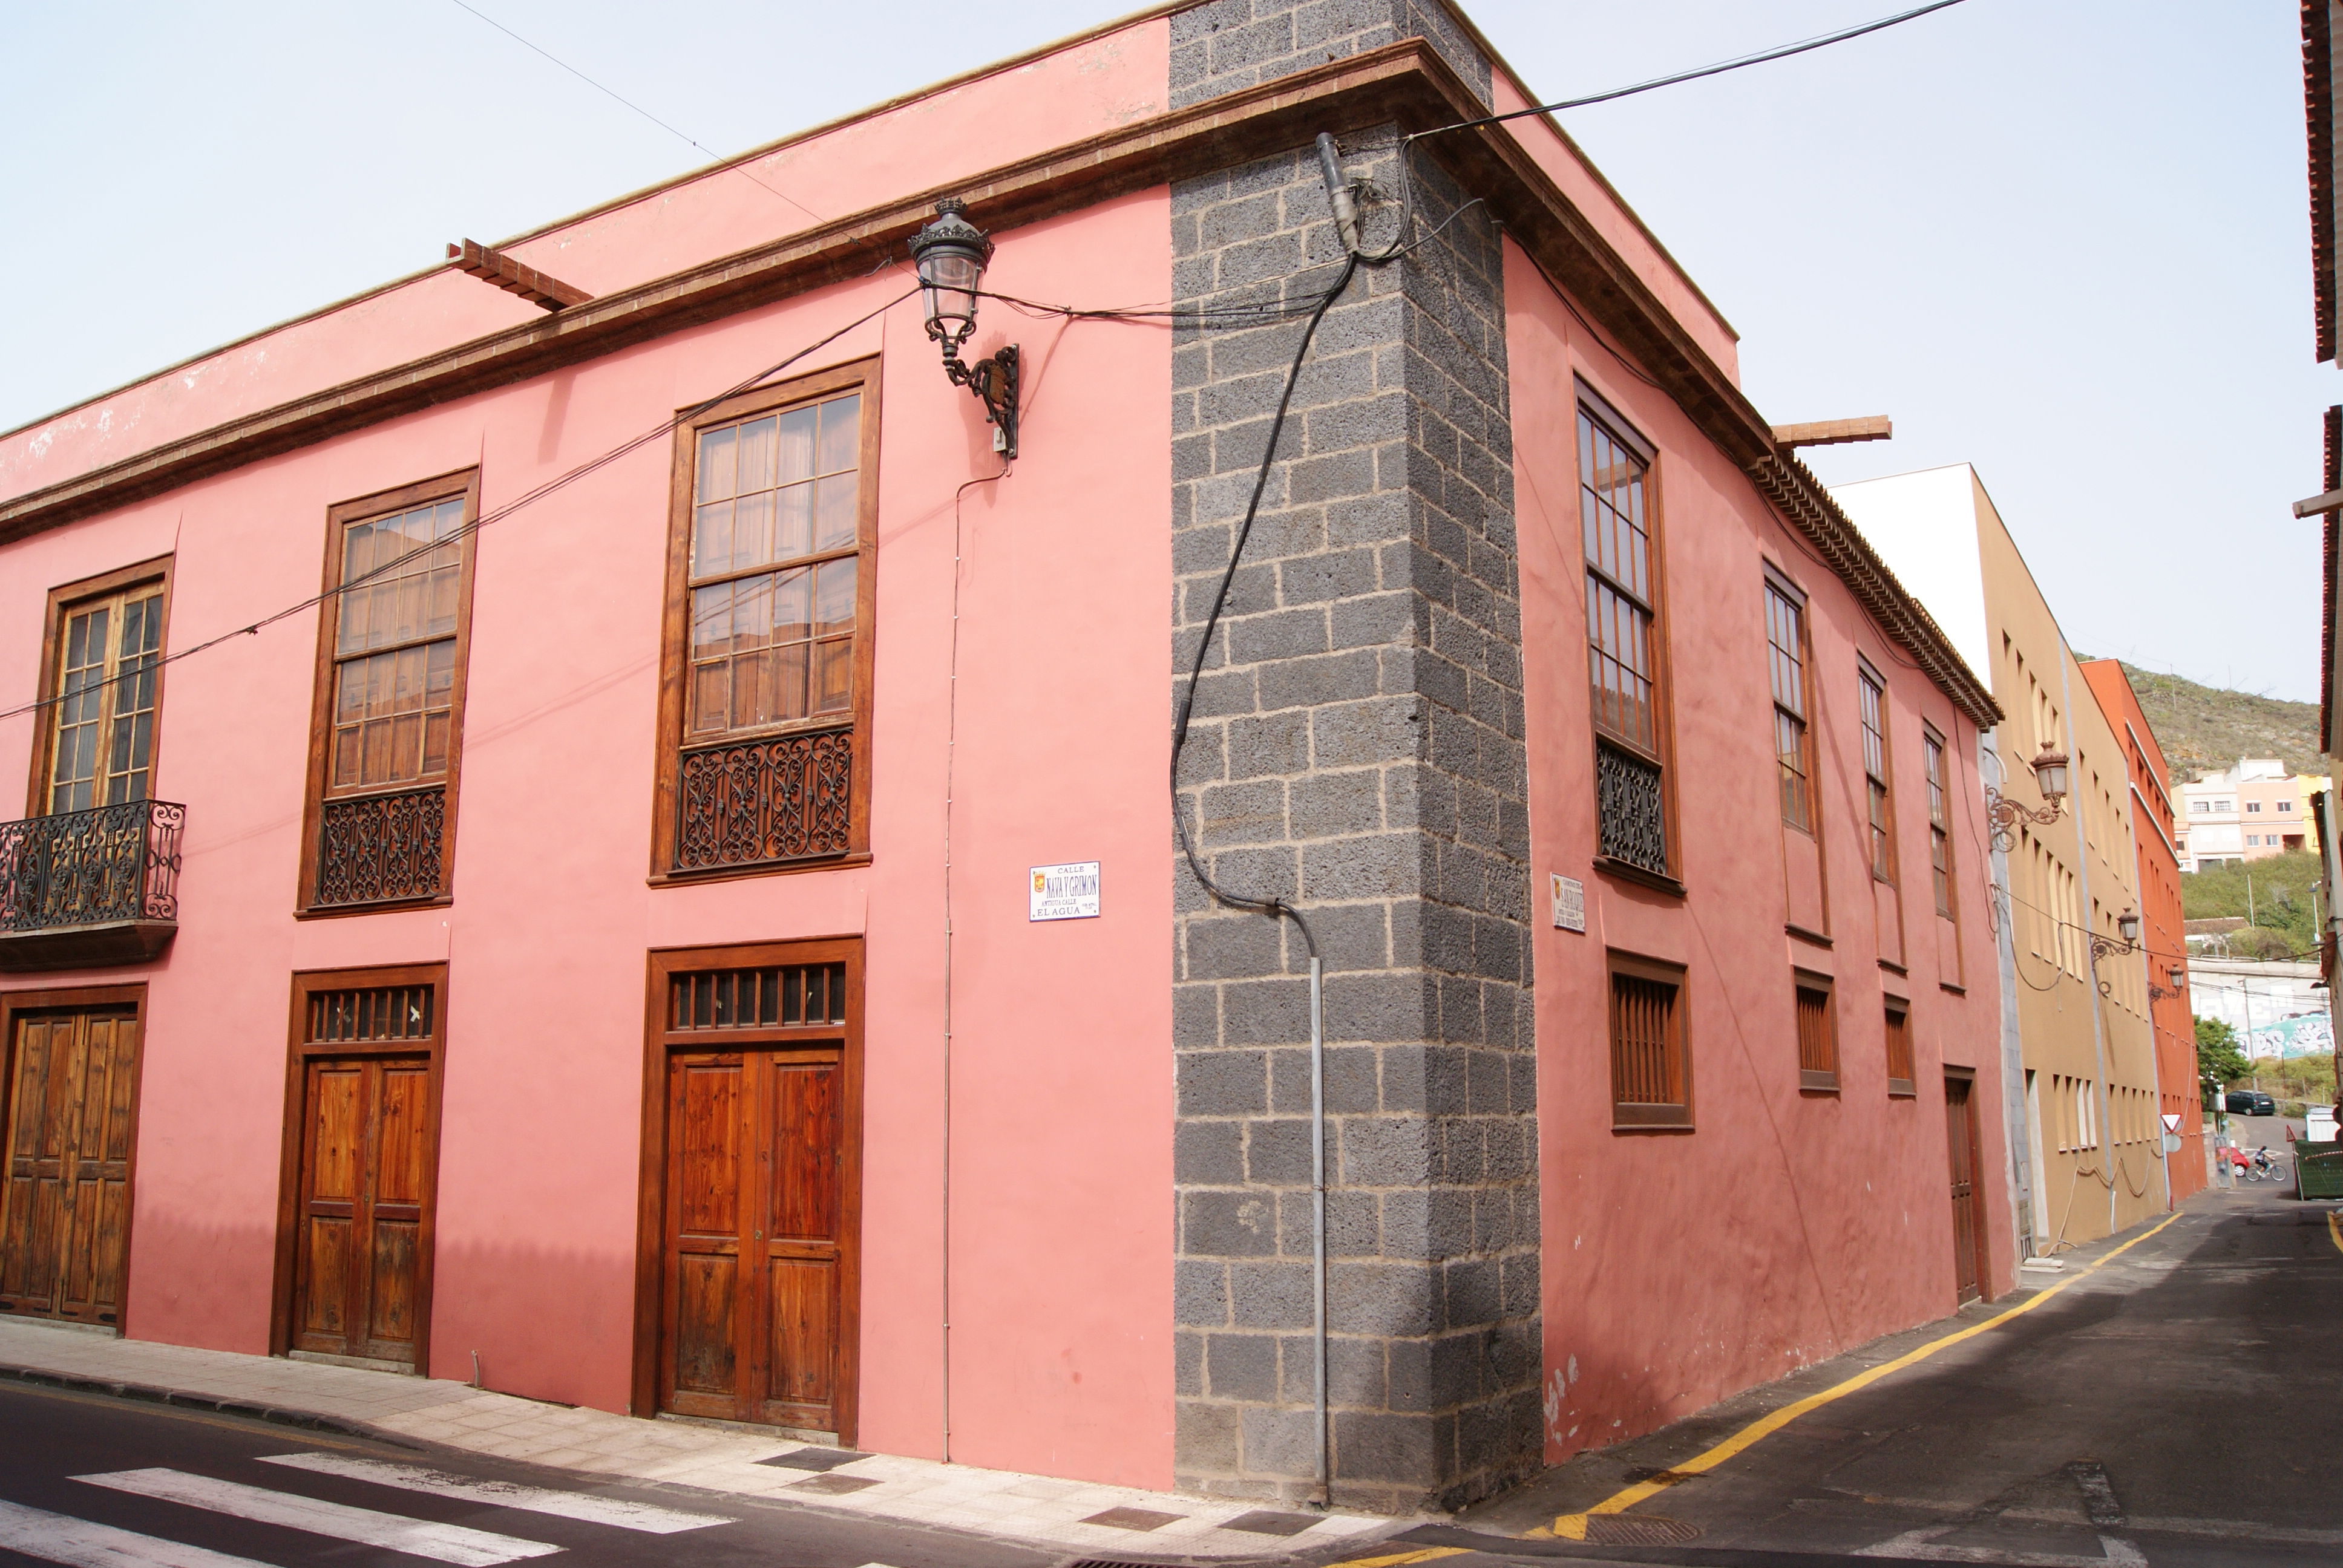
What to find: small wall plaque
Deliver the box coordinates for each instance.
[1551,874,1585,933]
[1030,861,1101,921]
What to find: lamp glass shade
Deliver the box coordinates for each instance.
[2168,967,2186,989]
[909,199,992,354]
[2031,747,2070,801]
[2118,910,2141,943]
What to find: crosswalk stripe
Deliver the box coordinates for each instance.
[73,1469,562,1566]
[0,1497,275,1568]
[257,1453,730,1534]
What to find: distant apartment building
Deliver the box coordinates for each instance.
[1834,465,2171,1252]
[2174,759,2330,870]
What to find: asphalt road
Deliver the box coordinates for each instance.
[0,1382,1054,1568]
[1406,1183,2343,1568]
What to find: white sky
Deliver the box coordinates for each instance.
[4,1,2326,700]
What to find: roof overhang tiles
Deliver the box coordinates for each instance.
[0,37,1999,729]
[2309,0,2339,363]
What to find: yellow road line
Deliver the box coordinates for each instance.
[2328,1210,2341,1256]
[1323,1549,1470,1567]
[1538,1210,2189,1540]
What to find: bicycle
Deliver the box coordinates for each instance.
[2244,1150,2288,1184]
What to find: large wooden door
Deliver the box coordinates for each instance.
[290,1056,431,1367]
[649,948,859,1438]
[274,969,444,1374]
[1945,1073,1983,1304]
[0,1008,139,1326]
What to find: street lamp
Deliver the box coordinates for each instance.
[909,198,1020,458]
[2088,909,2144,999]
[2149,962,2186,1004]
[1985,745,2071,852]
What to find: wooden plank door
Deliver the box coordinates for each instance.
[659,1046,847,1431]
[1945,1074,1982,1304]
[1,1009,139,1327]
[291,1056,431,1367]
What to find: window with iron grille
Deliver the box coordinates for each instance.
[307,983,436,1043]
[1764,573,1812,833]
[1608,952,1689,1129]
[1858,661,1895,883]
[1579,392,1671,880]
[1923,725,1955,919]
[1795,976,1837,1091]
[1884,1003,1915,1096]
[300,473,479,912]
[668,961,848,1030]
[655,364,876,878]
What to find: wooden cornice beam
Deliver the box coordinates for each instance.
[447,239,591,311]
[1772,416,1892,449]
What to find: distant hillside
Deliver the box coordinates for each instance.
[2086,662,2323,783]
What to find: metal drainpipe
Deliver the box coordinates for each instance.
[1309,951,1327,1507]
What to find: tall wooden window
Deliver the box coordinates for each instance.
[1607,952,1689,1129]
[300,473,480,913]
[1579,390,1672,883]
[1884,1002,1916,1097]
[1795,974,1838,1091]
[1924,725,1955,919]
[33,564,171,818]
[1858,661,1896,883]
[655,362,878,879]
[1765,573,1813,833]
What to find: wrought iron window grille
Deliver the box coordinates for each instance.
[314,785,445,907]
[675,726,854,872]
[1596,742,1669,878]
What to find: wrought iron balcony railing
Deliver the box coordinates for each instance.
[0,799,184,970]
[676,727,854,872]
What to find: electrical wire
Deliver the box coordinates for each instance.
[1401,0,1972,149]
[1169,250,1360,941]
[0,289,917,729]
[447,0,828,229]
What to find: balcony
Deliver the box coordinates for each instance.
[0,800,184,972]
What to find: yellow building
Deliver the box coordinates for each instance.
[1834,466,2169,1252]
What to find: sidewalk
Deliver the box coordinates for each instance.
[0,1319,1394,1562]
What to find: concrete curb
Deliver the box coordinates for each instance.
[0,1362,420,1448]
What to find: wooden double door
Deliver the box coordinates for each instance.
[290,1056,432,1365]
[275,969,444,1373]
[1,1004,140,1327]
[647,947,860,1439]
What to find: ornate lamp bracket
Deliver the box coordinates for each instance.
[1985,784,2065,854]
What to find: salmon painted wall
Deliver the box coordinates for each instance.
[0,16,1170,505]
[2078,659,2203,1204]
[1502,240,2011,1463]
[0,189,1176,1488]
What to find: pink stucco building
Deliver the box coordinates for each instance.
[0,0,2010,1514]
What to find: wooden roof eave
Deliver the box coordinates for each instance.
[0,36,1997,728]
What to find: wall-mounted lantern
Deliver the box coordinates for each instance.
[910,198,1019,459]
[2117,909,2142,944]
[1985,745,2071,852]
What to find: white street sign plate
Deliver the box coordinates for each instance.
[1030,861,1101,921]
[1551,874,1585,933]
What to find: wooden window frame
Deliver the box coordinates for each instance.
[1576,381,1682,892]
[26,558,175,819]
[632,936,865,1440]
[1607,949,1691,1131]
[268,963,449,1367]
[296,470,482,916]
[1858,656,1898,886]
[1794,970,1839,1092]
[1923,722,1956,921]
[1884,998,1916,1097]
[0,982,148,1334]
[1763,563,1817,838]
[649,360,881,884]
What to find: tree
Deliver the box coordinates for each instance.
[2196,1016,2249,1086]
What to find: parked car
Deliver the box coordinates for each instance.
[2226,1090,2277,1116]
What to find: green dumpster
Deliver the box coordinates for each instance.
[2297,1141,2343,1199]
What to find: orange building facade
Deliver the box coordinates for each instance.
[2079,661,2203,1201]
